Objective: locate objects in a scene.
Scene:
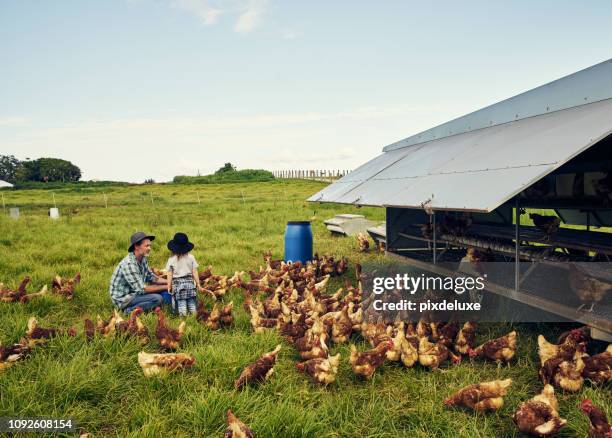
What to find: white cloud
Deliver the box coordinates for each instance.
[263,147,357,165]
[280,29,298,40]
[173,0,222,25]
[0,117,30,127]
[234,0,267,33]
[165,0,279,36]
[1,102,460,181]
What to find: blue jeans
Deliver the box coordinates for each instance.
[124,293,164,313]
[173,296,197,316]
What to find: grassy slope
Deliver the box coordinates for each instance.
[0,180,609,437]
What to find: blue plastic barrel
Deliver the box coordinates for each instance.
[284,221,313,263]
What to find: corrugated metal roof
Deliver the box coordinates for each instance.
[308,98,612,212]
[384,58,612,152]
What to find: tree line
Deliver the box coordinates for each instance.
[0,155,81,184]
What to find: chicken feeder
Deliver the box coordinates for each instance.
[324,214,379,236]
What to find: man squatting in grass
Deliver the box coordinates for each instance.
[109,231,169,313]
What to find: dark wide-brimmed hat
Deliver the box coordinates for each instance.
[128,231,156,252]
[167,232,194,254]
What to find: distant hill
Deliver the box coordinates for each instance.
[173,169,274,184]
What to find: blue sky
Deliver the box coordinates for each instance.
[1,0,611,182]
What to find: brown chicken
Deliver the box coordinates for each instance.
[51,273,81,300]
[455,321,477,354]
[418,336,461,369]
[248,304,277,334]
[279,312,308,342]
[121,307,150,345]
[219,301,234,326]
[529,213,561,241]
[582,344,612,385]
[386,323,418,367]
[468,331,517,363]
[263,250,283,270]
[558,326,590,345]
[197,301,234,330]
[568,264,611,312]
[440,213,472,236]
[0,342,31,371]
[349,340,393,379]
[538,334,587,392]
[84,318,96,341]
[580,399,612,438]
[384,324,403,362]
[154,307,186,351]
[361,318,390,347]
[540,354,586,392]
[416,319,437,340]
[95,310,122,337]
[0,277,30,302]
[347,302,363,331]
[295,353,341,385]
[513,384,567,437]
[137,351,195,377]
[437,322,460,348]
[294,315,325,344]
[297,332,329,360]
[0,277,48,303]
[444,379,512,412]
[263,290,282,318]
[538,333,587,364]
[224,410,254,438]
[234,345,281,389]
[22,317,76,347]
[335,257,349,276]
[331,305,353,344]
[357,233,370,252]
[199,267,229,300]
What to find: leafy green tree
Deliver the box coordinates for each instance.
[15,159,39,182]
[15,158,81,182]
[0,155,21,183]
[36,158,81,182]
[215,162,236,174]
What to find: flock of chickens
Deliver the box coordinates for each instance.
[1,252,611,437]
[0,273,80,303]
[0,274,82,372]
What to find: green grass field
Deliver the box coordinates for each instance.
[0,180,609,437]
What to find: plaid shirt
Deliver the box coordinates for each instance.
[171,275,197,300]
[109,252,158,309]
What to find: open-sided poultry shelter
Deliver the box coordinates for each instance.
[309,59,612,340]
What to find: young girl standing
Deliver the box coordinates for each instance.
[165,232,201,316]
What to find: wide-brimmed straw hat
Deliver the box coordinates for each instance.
[128,231,156,252]
[167,232,194,254]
